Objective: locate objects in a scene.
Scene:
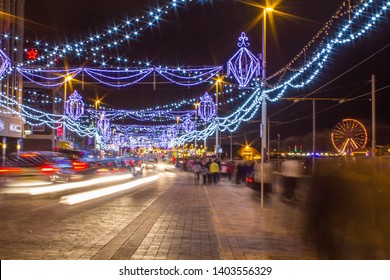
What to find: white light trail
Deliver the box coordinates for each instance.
[60,174,160,205]
[1,174,134,195]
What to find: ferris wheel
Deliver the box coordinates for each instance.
[331,118,368,154]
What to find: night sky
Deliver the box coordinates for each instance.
[22,0,390,150]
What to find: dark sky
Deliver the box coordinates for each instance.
[22,0,390,149]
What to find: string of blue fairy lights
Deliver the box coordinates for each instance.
[0,0,388,149]
[1,0,205,68]
[170,0,390,147]
[16,65,222,88]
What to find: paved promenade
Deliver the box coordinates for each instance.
[94,172,316,260]
[0,169,317,260]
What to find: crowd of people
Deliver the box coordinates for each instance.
[178,157,236,185]
[177,156,308,201]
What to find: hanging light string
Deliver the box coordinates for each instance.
[0,0,387,147]
[16,65,222,88]
[88,109,196,123]
[2,0,355,69]
[169,0,390,146]
[262,0,389,102]
[3,0,200,68]
[0,92,96,137]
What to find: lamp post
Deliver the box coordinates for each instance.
[195,101,199,157]
[260,7,272,209]
[94,99,100,155]
[230,132,233,161]
[215,76,222,158]
[62,76,72,143]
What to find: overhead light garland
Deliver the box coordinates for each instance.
[0,0,388,150]
[3,0,205,68]
[169,0,390,146]
[88,109,196,123]
[16,66,221,88]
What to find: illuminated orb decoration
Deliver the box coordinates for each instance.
[65,90,85,120]
[182,118,195,133]
[331,118,368,154]
[227,32,261,87]
[0,49,11,78]
[198,92,216,122]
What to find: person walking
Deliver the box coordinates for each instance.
[206,158,213,185]
[201,163,208,185]
[193,160,201,184]
[209,159,220,185]
[281,159,304,202]
[227,161,235,181]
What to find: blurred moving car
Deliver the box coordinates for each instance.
[144,157,158,169]
[0,151,93,187]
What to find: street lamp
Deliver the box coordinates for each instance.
[260,7,273,208]
[194,101,199,157]
[215,76,222,158]
[62,75,73,143]
[94,99,101,155]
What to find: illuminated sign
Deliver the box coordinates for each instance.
[9,124,22,133]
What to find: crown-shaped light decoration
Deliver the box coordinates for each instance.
[65,90,85,120]
[198,92,216,122]
[227,32,261,87]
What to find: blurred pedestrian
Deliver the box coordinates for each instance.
[201,162,208,185]
[227,161,235,181]
[193,160,201,183]
[209,159,220,185]
[281,159,304,202]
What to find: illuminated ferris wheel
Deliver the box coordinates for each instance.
[331,118,368,154]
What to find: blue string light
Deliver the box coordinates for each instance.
[0,0,388,149]
[16,66,221,88]
[4,0,201,68]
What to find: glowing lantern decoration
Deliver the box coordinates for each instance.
[198,92,215,122]
[227,32,260,87]
[97,111,111,137]
[65,90,85,120]
[182,118,195,133]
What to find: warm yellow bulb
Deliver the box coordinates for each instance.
[265,7,273,12]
